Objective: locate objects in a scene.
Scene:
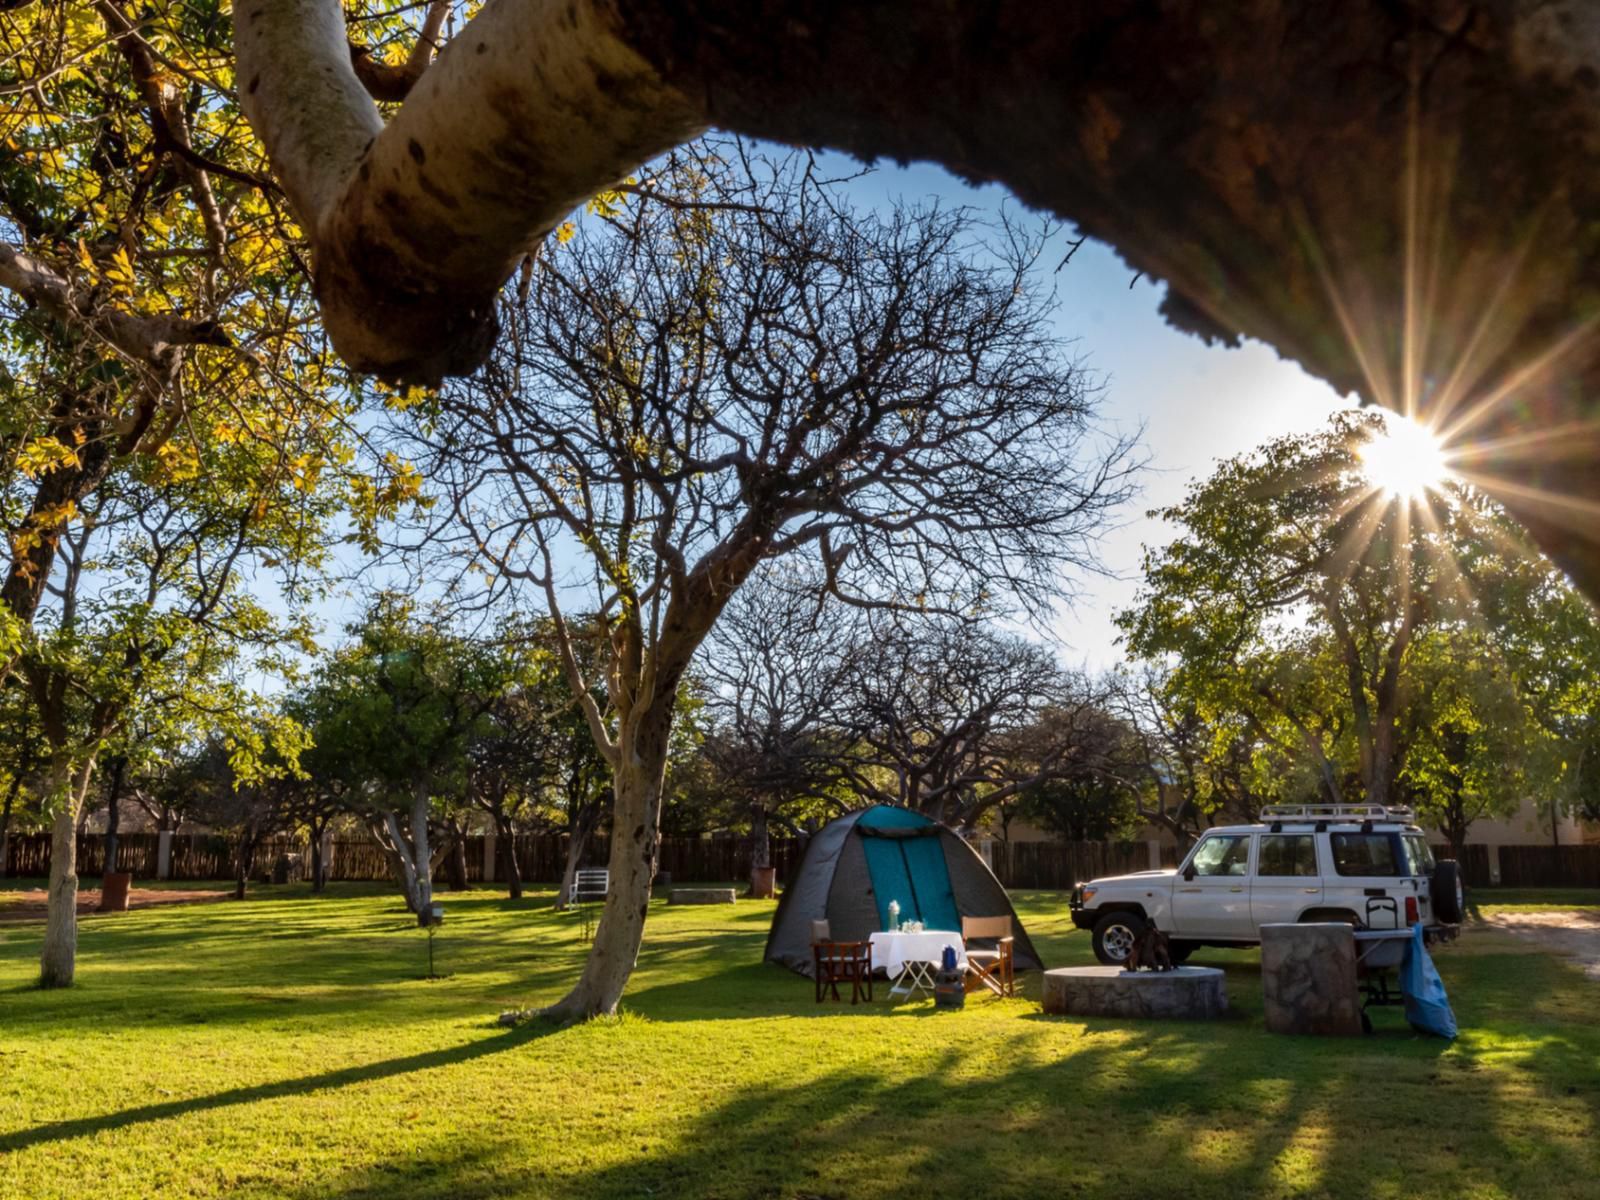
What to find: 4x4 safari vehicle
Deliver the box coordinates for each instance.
[1069,804,1465,965]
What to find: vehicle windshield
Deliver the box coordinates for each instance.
[1187,834,1251,876]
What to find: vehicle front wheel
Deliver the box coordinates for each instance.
[1091,910,1147,965]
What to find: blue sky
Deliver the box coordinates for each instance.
[842,160,1351,670]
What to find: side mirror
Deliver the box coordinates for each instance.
[1182,865,1197,882]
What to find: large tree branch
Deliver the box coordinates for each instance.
[348,0,451,102]
[236,0,1600,598]
[0,241,229,364]
[235,0,701,382]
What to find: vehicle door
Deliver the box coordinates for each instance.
[1170,832,1256,939]
[1250,833,1322,928]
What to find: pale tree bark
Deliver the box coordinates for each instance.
[235,0,701,382]
[39,754,98,989]
[372,781,440,923]
[543,695,676,1022]
[236,0,1600,596]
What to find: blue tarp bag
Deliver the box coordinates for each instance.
[1400,924,1458,1039]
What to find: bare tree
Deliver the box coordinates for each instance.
[833,616,1118,830]
[402,144,1137,1018]
[699,571,858,889]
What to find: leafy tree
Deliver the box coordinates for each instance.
[1017,776,1139,844]
[400,143,1136,1018]
[1120,411,1600,854]
[1122,411,1521,811]
[306,596,521,922]
[1398,628,1541,857]
[178,736,304,901]
[22,458,320,986]
[1471,543,1600,844]
[463,617,614,904]
[0,1,384,985]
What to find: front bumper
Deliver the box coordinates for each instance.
[1068,884,1096,929]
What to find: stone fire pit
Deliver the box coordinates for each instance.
[1041,965,1228,1020]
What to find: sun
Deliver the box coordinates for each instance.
[1359,411,1451,499]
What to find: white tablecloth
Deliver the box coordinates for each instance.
[868,930,966,977]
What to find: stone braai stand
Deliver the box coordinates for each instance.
[1042,965,1228,1020]
[1260,922,1362,1036]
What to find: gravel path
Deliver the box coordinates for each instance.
[1478,909,1600,980]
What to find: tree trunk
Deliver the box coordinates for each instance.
[100,755,129,886]
[498,816,523,900]
[445,818,469,892]
[234,829,258,901]
[39,755,96,989]
[309,816,327,893]
[749,801,771,869]
[544,703,672,1021]
[374,811,420,914]
[408,781,434,924]
[748,800,771,894]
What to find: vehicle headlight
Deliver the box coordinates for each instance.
[1080,887,1097,904]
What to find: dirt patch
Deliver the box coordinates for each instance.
[0,887,232,924]
[1479,910,1600,980]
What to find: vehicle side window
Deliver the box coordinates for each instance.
[1190,835,1251,877]
[1330,833,1404,876]
[1257,834,1317,877]
[1404,835,1436,875]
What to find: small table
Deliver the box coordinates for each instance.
[868,930,966,1000]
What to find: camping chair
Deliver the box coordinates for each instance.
[810,919,873,1004]
[961,915,1016,997]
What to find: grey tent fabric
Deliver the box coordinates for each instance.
[764,805,1044,977]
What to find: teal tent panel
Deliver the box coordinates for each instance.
[899,834,960,932]
[857,805,931,831]
[861,835,915,931]
[860,829,962,933]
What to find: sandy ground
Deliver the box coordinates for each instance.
[1478,909,1600,980]
[0,886,231,924]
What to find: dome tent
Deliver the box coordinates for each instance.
[764,804,1043,977]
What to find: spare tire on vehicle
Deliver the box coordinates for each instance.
[1431,860,1465,924]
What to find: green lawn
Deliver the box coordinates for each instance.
[1472,887,1600,912]
[0,882,1596,1200]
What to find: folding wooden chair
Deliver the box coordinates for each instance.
[961,915,1016,996]
[810,919,873,1004]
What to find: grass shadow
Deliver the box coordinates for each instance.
[0,1019,561,1155]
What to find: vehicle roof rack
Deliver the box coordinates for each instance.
[1258,803,1416,824]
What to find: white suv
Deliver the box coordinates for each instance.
[1068,804,1465,965]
